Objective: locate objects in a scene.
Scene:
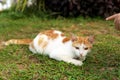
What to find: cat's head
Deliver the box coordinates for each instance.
[71,34,94,58]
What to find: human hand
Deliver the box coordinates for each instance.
[106,13,120,30]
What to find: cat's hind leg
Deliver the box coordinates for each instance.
[29,42,37,53]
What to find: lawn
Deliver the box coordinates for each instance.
[0,12,120,80]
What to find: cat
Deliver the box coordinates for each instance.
[0,30,94,66]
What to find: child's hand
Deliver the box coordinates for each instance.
[106,13,120,30]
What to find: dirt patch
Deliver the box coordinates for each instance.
[0,41,6,50]
[16,63,27,70]
[29,55,40,63]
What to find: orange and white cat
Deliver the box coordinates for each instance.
[1,30,94,66]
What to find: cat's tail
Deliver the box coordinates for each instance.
[0,39,33,49]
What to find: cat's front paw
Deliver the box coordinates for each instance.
[61,58,83,66]
[72,61,83,66]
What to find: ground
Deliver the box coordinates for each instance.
[0,12,120,80]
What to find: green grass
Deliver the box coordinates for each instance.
[0,12,120,80]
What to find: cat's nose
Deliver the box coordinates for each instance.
[80,54,83,57]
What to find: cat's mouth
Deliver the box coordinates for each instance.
[79,57,86,61]
[74,56,86,61]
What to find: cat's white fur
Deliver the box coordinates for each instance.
[29,30,92,66]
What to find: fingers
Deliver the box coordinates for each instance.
[106,14,118,20]
[114,16,120,30]
[106,13,120,30]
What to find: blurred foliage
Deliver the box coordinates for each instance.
[14,0,120,18]
[15,0,45,12]
[16,0,28,12]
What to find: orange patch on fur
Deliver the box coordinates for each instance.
[73,37,93,49]
[21,39,32,44]
[38,37,48,49]
[62,37,70,43]
[38,38,44,45]
[41,30,58,39]
[42,41,48,48]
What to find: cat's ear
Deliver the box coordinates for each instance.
[70,33,77,42]
[88,35,95,44]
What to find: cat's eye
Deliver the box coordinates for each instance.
[75,47,79,49]
[84,47,88,50]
